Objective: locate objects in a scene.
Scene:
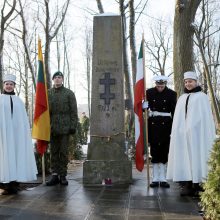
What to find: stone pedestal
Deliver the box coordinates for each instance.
[83,14,132,185]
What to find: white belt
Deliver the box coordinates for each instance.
[149,111,171,117]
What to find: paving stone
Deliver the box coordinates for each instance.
[0,164,203,220]
[128,215,163,220]
[92,206,127,215]
[88,214,126,220]
[96,199,127,208]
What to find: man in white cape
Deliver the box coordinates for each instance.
[166,71,216,196]
[0,74,37,195]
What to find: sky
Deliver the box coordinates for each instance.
[58,0,176,105]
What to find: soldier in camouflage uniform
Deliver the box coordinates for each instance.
[46,71,78,186]
[80,112,90,144]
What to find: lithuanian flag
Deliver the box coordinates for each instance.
[32,39,50,156]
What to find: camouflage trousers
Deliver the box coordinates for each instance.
[82,129,88,144]
[50,134,69,176]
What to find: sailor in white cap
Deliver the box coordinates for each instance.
[167,71,216,196]
[153,75,169,85]
[0,74,37,195]
[143,75,177,188]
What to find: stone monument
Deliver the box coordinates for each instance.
[83,14,132,184]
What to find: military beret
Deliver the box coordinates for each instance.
[52,71,63,79]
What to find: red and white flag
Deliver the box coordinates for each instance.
[134,40,145,172]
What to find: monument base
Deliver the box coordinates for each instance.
[83,160,132,185]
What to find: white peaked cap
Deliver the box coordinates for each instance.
[184,71,197,80]
[3,74,16,83]
[153,75,169,82]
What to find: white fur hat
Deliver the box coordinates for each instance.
[184,71,197,80]
[3,74,16,83]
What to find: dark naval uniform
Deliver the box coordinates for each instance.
[147,86,177,164]
[48,85,78,177]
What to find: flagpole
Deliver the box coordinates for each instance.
[142,34,150,188]
[42,154,46,184]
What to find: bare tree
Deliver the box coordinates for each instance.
[4,34,33,120]
[85,26,92,117]
[192,0,220,124]
[0,0,16,91]
[173,0,202,96]
[145,21,172,77]
[18,0,36,91]
[37,0,70,88]
[128,0,136,86]
[96,0,104,13]
[61,22,71,89]
[119,0,135,137]
[55,34,61,72]
[119,0,132,103]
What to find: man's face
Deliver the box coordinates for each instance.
[155,82,166,92]
[53,76,63,88]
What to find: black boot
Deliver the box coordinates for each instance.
[46,175,59,186]
[60,176,68,186]
[160,181,170,188]
[1,182,19,195]
[180,181,194,196]
[150,181,159,188]
[192,183,203,197]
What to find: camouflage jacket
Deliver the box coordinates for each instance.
[48,85,78,135]
[81,116,90,131]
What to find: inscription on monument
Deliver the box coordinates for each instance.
[99,72,115,105]
[98,104,117,112]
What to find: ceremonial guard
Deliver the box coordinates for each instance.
[143,75,177,188]
[46,71,78,186]
[167,71,216,196]
[0,74,37,194]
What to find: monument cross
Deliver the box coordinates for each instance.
[99,72,115,105]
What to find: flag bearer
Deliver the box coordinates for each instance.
[143,75,177,188]
[46,71,78,186]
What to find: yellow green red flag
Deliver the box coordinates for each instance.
[32,39,50,156]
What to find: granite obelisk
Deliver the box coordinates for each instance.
[83,14,132,184]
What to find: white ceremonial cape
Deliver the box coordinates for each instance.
[0,94,37,183]
[166,91,216,183]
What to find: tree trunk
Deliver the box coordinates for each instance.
[18,0,36,91]
[96,0,104,13]
[0,0,16,92]
[173,0,201,96]
[129,0,136,87]
[128,0,136,137]
[119,0,134,138]
[85,30,92,117]
[194,29,220,125]
[44,0,51,89]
